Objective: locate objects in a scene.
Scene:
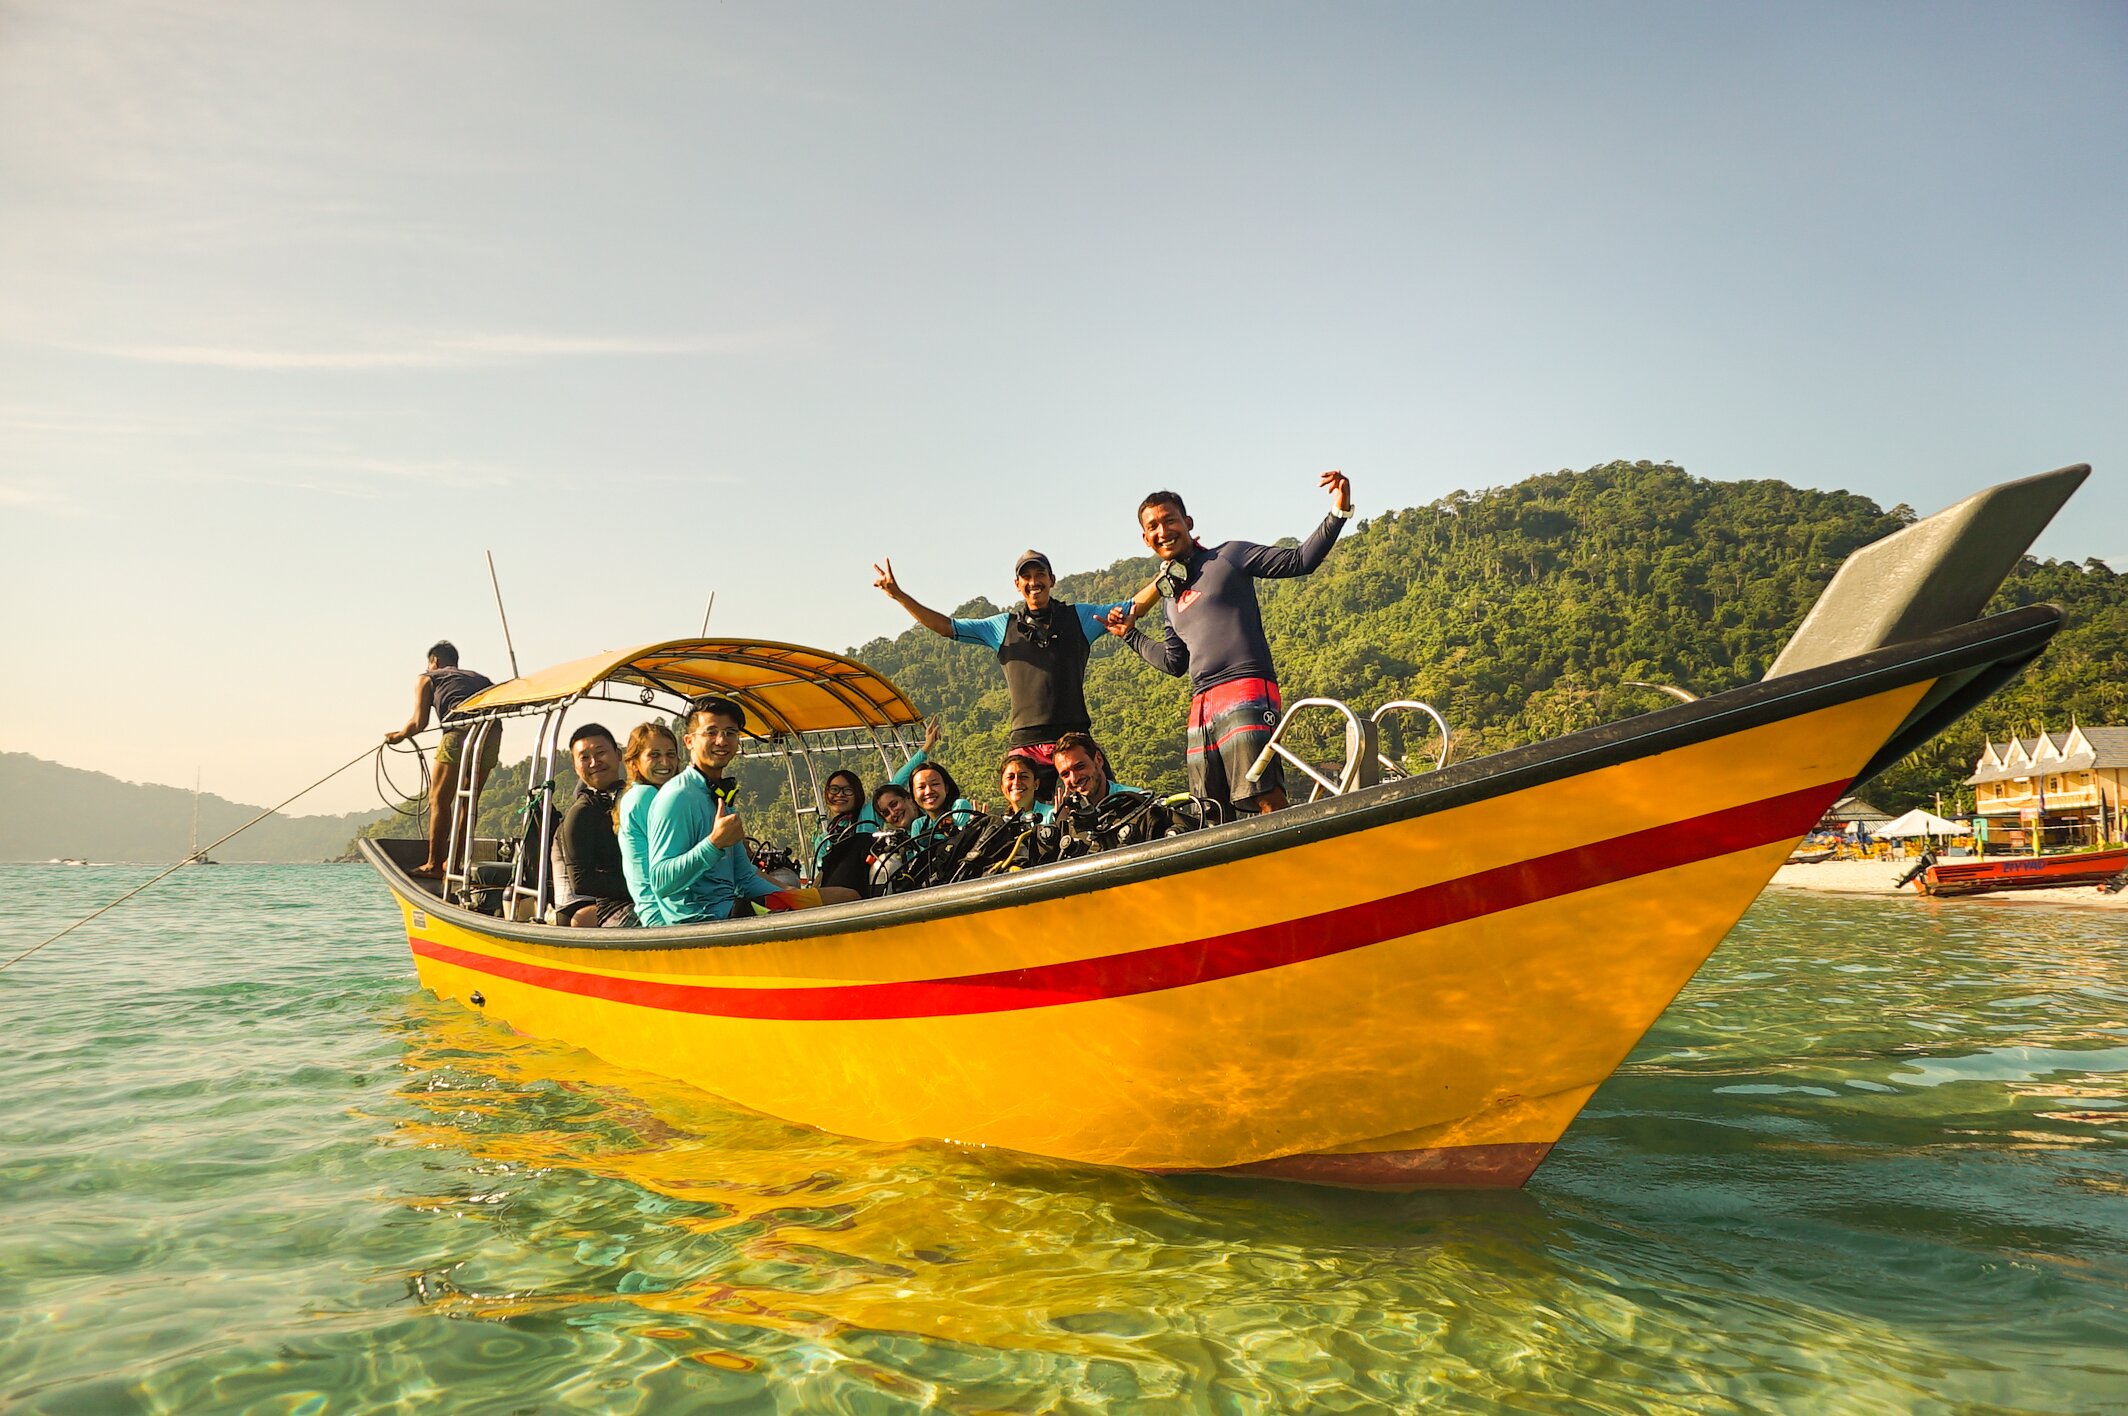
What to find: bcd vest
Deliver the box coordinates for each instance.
[999,604,1092,747]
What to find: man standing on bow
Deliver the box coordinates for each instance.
[1109,471,1354,814]
[873,549,1133,799]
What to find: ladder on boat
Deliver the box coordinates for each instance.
[1245,698,1452,802]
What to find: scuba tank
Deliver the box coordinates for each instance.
[749,837,802,891]
[866,828,918,895]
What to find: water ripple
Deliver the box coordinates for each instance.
[2,868,2124,1412]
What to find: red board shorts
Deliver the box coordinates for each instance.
[1186,677,1283,808]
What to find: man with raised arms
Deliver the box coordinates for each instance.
[872,549,1136,800]
[644,696,859,923]
[1108,471,1354,814]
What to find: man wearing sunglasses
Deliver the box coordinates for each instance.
[872,549,1140,799]
[1108,470,1354,814]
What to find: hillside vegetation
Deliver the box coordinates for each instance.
[360,461,2125,851]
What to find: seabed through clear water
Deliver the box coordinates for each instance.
[2,864,2124,1413]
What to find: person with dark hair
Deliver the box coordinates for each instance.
[616,721,681,926]
[997,752,1053,824]
[872,549,1148,798]
[552,723,635,927]
[1108,471,1354,814]
[908,760,979,846]
[1052,730,1176,854]
[807,717,940,879]
[871,781,917,830]
[382,639,500,878]
[645,696,859,922]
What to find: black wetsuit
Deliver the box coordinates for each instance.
[556,783,630,909]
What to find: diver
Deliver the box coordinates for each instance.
[872,548,1147,799]
[1108,472,1353,815]
[1051,731,1183,857]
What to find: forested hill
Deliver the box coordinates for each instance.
[850,461,2127,812]
[0,753,390,862]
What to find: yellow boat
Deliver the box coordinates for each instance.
[363,466,2086,1188]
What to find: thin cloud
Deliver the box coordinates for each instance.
[84,327,803,370]
[0,482,80,514]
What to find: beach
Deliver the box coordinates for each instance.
[1771,853,2128,909]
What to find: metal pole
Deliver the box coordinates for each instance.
[701,591,716,637]
[487,550,521,679]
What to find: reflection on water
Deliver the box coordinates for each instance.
[1,867,2124,1412]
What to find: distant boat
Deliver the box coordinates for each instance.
[1786,846,1838,865]
[187,770,219,865]
[1913,845,2128,897]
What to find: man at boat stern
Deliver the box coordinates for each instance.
[1108,471,1353,814]
[644,696,860,923]
[382,640,500,877]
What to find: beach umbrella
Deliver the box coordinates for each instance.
[1877,808,1964,839]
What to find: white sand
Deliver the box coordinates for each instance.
[1768,854,2128,909]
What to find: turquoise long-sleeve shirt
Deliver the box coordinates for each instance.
[645,764,778,923]
[616,782,665,926]
[808,748,926,875]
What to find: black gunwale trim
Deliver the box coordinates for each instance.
[365,605,2062,956]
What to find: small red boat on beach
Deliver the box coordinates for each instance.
[1916,846,2128,897]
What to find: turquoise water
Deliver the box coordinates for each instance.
[2,865,2123,1414]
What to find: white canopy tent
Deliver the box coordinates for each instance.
[1876,808,1966,839]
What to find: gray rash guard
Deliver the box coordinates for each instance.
[1124,511,1346,694]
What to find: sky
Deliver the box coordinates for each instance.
[2,0,2123,815]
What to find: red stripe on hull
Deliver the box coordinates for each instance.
[409,778,1847,1022]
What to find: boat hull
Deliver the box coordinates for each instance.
[379,653,1983,1187]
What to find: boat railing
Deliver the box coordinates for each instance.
[1248,697,1456,802]
[1370,700,1452,780]
[441,715,501,902]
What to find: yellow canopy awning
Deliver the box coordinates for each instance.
[455,639,922,736]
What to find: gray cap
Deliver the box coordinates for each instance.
[1014,549,1052,576]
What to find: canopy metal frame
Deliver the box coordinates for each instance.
[424,641,924,904]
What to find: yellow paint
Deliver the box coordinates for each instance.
[397,680,1931,1176]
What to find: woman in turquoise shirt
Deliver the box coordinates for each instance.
[615,721,681,926]
[908,760,981,845]
[995,751,1054,825]
[809,718,939,877]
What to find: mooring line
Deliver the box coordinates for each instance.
[0,744,384,976]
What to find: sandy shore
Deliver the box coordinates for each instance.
[1769,854,2128,909]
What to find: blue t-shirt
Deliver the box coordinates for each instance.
[949,601,1122,652]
